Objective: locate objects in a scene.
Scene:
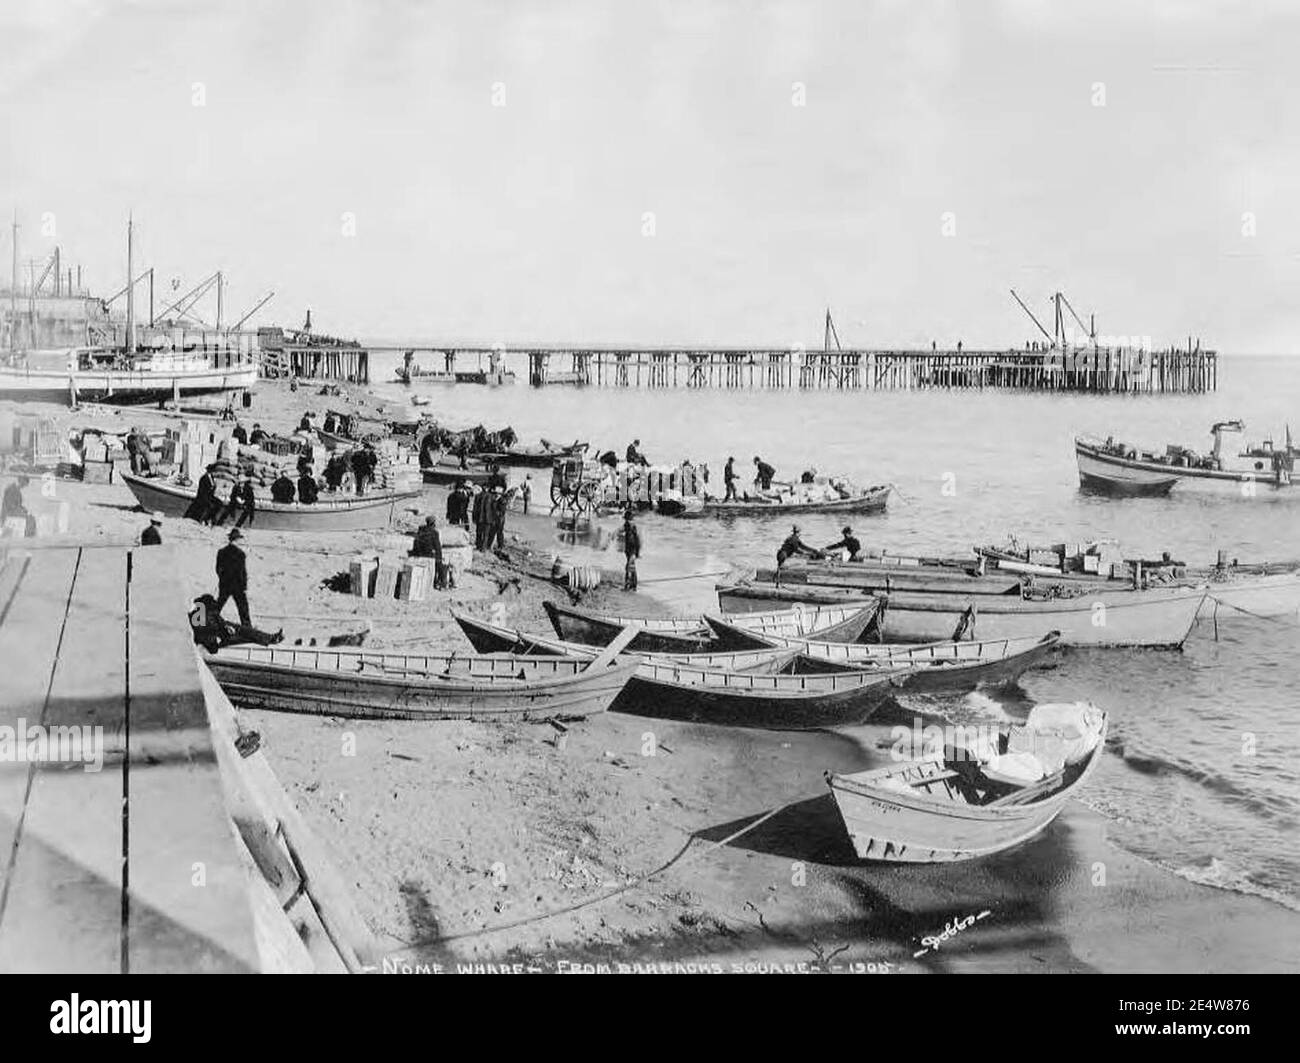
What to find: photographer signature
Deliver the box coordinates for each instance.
[913,910,991,957]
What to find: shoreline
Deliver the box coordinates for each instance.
[2,380,1297,973]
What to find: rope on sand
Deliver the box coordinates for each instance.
[639,568,731,585]
[382,801,791,951]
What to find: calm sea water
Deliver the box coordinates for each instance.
[368,351,1300,910]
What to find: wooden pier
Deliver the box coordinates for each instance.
[0,543,378,973]
[251,340,1217,394]
[507,344,1218,393]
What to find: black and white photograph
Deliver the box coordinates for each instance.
[0,0,1292,1023]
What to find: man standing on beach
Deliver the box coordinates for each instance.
[1,475,29,524]
[215,528,252,628]
[622,507,641,592]
[471,485,491,550]
[490,485,508,552]
[723,456,738,501]
[140,512,163,546]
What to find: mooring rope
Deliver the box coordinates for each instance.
[381,801,790,952]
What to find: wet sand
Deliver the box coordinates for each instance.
[4,381,1298,973]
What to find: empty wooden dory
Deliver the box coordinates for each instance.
[453,611,793,671]
[702,617,1061,692]
[202,644,638,721]
[826,710,1108,862]
[543,598,883,654]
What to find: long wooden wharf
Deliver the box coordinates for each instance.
[0,543,378,973]
[277,342,1215,393]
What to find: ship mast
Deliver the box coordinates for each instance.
[10,211,17,352]
[125,213,136,354]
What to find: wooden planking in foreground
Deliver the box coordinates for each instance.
[0,549,127,972]
[0,545,258,974]
[125,547,258,973]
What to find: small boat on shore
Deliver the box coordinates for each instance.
[698,483,892,518]
[827,704,1108,862]
[543,599,884,652]
[476,440,588,468]
[717,580,1208,648]
[120,472,418,533]
[542,600,717,653]
[453,612,793,671]
[609,654,901,729]
[754,562,1024,597]
[420,458,497,487]
[703,619,1061,692]
[203,643,638,721]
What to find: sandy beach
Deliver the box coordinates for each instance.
[4,379,1298,974]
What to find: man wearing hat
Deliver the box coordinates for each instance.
[822,526,862,561]
[471,483,491,550]
[215,528,252,627]
[445,479,470,528]
[140,511,163,546]
[185,462,220,524]
[723,456,738,501]
[775,524,820,569]
[622,506,641,591]
[488,484,508,552]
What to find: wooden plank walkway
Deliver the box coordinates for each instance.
[0,544,259,973]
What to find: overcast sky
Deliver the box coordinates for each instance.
[3,0,1298,351]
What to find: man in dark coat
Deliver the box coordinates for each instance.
[297,472,319,504]
[822,526,861,560]
[350,446,375,496]
[231,422,248,445]
[622,508,641,592]
[445,481,470,527]
[753,455,776,491]
[185,464,220,524]
[723,456,738,501]
[626,439,649,466]
[249,423,267,446]
[215,528,252,627]
[411,516,443,561]
[127,427,153,475]
[270,471,296,503]
[776,524,822,568]
[471,486,491,550]
[140,512,163,546]
[1,475,29,524]
[324,454,346,492]
[489,485,508,552]
[224,476,256,527]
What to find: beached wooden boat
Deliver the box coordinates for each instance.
[717,580,1207,648]
[700,483,891,518]
[542,600,717,653]
[543,598,884,653]
[453,612,792,671]
[120,472,418,533]
[704,619,1061,692]
[608,654,901,729]
[203,643,638,721]
[420,458,497,486]
[827,707,1108,862]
